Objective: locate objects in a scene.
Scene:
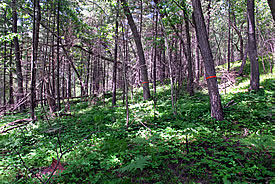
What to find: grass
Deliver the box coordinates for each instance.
[0,57,274,183]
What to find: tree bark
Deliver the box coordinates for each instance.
[51,1,56,111]
[112,0,119,106]
[153,10,158,98]
[227,0,231,71]
[184,8,194,96]
[192,0,224,120]
[56,0,61,110]
[247,0,259,90]
[9,42,14,105]
[3,9,7,111]
[31,0,41,119]
[121,0,150,100]
[196,42,200,82]
[11,0,25,112]
[267,0,275,22]
[238,44,248,76]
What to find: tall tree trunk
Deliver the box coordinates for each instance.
[153,10,158,98]
[192,0,224,120]
[51,2,56,111]
[121,0,151,100]
[86,54,90,95]
[112,0,119,106]
[11,0,25,112]
[56,0,61,110]
[227,0,231,71]
[3,42,7,109]
[184,8,194,96]
[267,0,275,22]
[159,14,176,115]
[62,58,66,98]
[31,0,41,119]
[67,59,72,98]
[3,9,7,111]
[247,0,259,90]
[9,43,14,105]
[196,42,200,82]
[123,26,129,128]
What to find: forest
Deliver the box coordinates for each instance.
[0,0,274,183]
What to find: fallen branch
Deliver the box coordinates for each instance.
[0,119,33,134]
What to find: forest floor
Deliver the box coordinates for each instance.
[0,57,274,183]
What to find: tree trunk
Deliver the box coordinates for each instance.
[227,0,231,71]
[3,9,7,111]
[11,0,25,112]
[267,0,275,22]
[86,54,90,95]
[51,2,56,110]
[67,59,72,98]
[184,9,194,96]
[121,0,150,100]
[9,42,14,105]
[123,30,129,129]
[158,13,176,115]
[196,43,200,82]
[56,0,61,110]
[153,10,158,98]
[31,0,41,119]
[112,0,119,106]
[192,0,224,120]
[247,0,259,90]
[238,44,248,76]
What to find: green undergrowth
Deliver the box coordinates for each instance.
[0,58,274,183]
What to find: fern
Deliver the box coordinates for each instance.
[117,155,151,173]
[241,134,274,153]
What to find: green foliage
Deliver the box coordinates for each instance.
[117,155,151,173]
[1,57,274,183]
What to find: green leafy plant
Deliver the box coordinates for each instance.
[117,155,151,173]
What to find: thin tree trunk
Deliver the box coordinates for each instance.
[112,0,119,106]
[62,57,66,98]
[80,51,85,96]
[153,10,158,98]
[196,43,200,82]
[11,0,25,112]
[86,54,90,95]
[3,9,7,111]
[51,2,56,111]
[9,42,14,105]
[231,22,244,61]
[238,44,248,76]
[247,0,259,90]
[184,8,194,96]
[192,0,224,120]
[67,59,72,98]
[227,0,231,71]
[62,48,86,94]
[158,13,176,115]
[121,0,151,100]
[56,0,61,110]
[123,26,129,129]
